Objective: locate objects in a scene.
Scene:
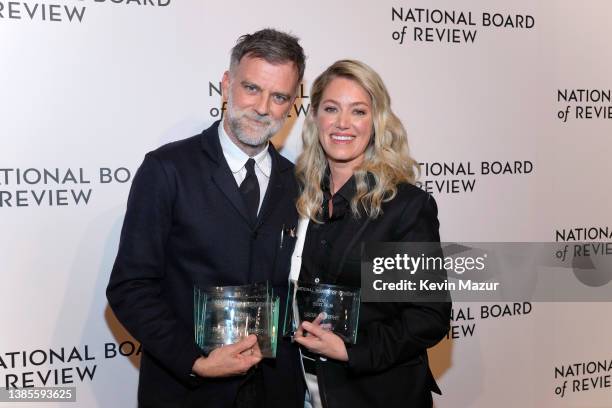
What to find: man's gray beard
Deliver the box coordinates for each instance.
[226,95,284,147]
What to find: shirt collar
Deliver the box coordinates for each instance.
[218,122,271,177]
[322,166,358,202]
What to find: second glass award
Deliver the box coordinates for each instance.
[283,280,361,344]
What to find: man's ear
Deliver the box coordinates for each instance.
[221,71,230,99]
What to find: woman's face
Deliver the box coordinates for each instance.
[316,77,373,169]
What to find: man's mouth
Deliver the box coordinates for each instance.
[245,116,269,127]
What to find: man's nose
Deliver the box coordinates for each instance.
[253,94,270,116]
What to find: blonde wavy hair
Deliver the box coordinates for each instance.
[296,59,419,221]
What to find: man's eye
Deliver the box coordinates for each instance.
[273,94,288,103]
[244,85,257,92]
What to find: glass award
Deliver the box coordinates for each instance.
[283,280,361,344]
[194,282,279,358]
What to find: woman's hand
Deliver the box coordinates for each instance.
[294,313,349,362]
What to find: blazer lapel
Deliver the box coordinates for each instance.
[201,122,252,226]
[212,164,252,226]
[255,144,291,229]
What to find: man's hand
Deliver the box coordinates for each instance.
[294,313,348,362]
[191,334,262,378]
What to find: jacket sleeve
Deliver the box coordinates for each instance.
[346,194,451,375]
[106,153,202,384]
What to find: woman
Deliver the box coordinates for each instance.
[291,60,451,408]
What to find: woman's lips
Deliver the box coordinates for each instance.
[330,133,355,142]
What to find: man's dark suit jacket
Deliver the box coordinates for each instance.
[107,121,304,408]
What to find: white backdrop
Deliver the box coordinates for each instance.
[1,0,611,406]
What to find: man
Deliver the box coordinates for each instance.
[107,29,306,408]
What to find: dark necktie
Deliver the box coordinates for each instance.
[239,158,260,223]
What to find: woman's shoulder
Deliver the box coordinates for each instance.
[386,182,438,219]
[383,183,440,240]
[394,182,434,203]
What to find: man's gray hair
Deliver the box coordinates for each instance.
[230,28,306,82]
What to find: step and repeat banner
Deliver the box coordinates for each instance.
[1,0,611,406]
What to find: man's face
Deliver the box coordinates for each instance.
[222,55,299,151]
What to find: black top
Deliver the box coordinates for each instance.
[299,171,362,286]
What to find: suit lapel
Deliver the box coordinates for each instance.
[212,164,252,225]
[201,122,252,226]
[255,144,290,229]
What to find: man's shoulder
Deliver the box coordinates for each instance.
[146,122,218,163]
[149,134,201,160]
